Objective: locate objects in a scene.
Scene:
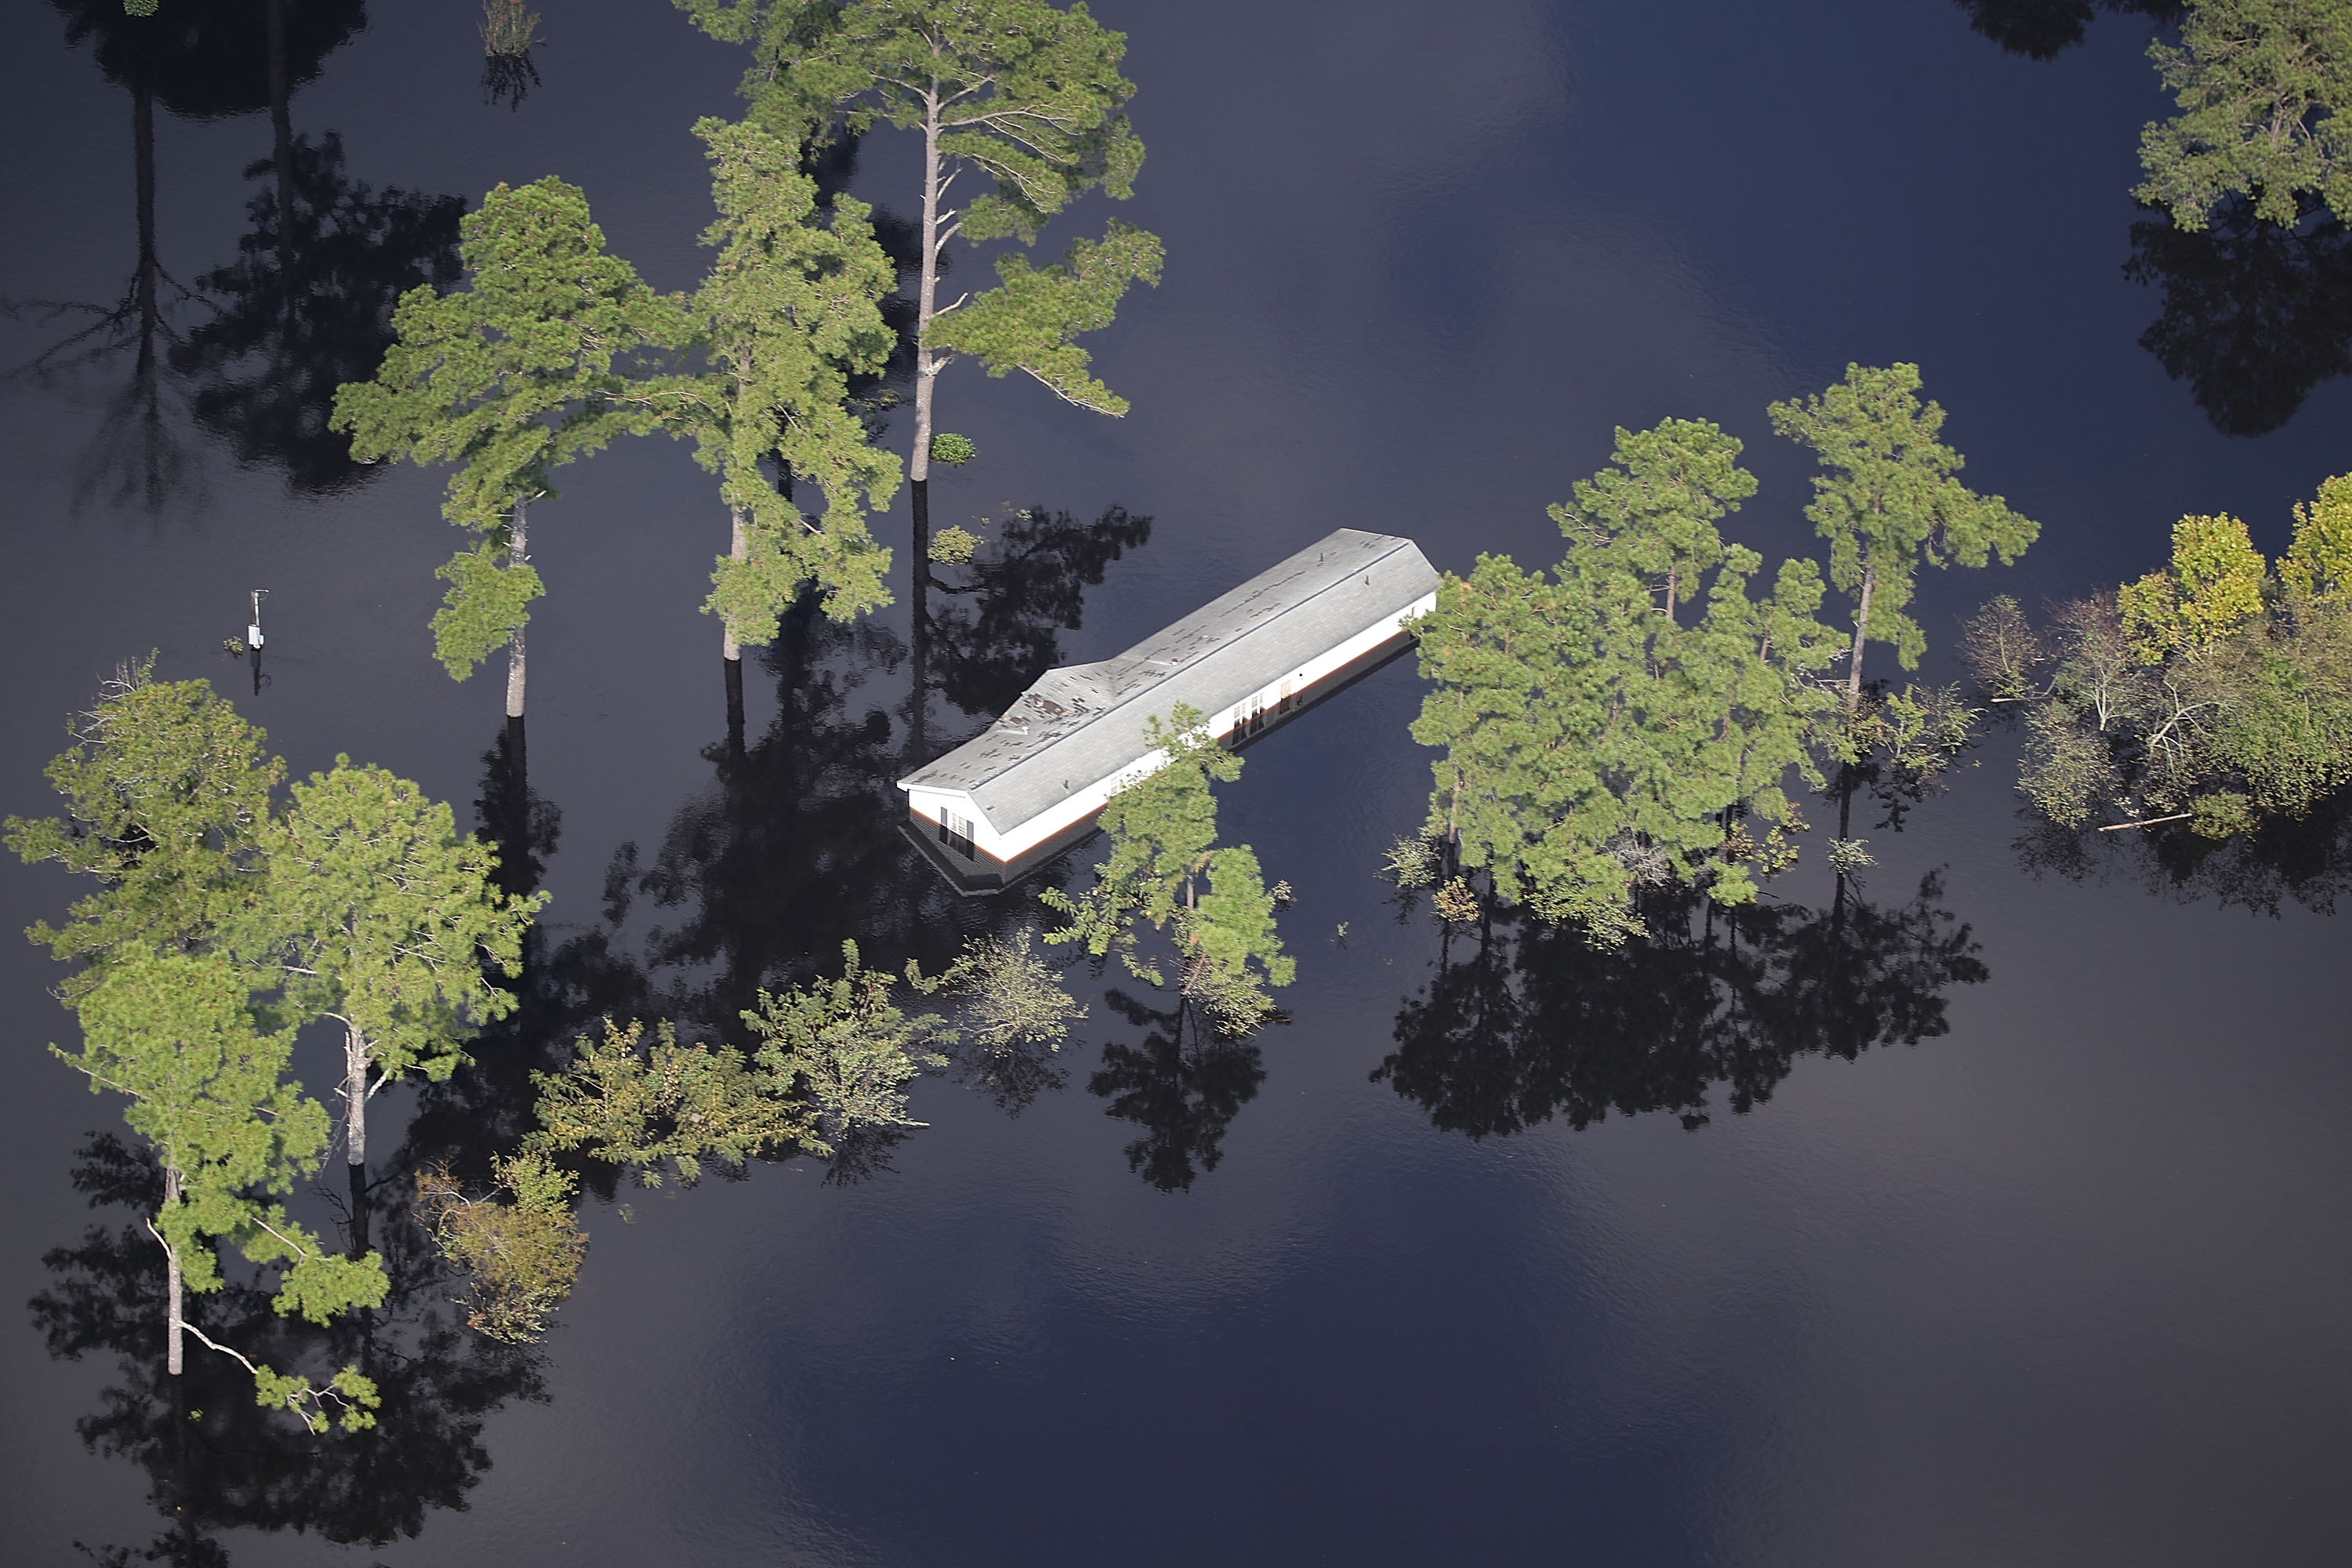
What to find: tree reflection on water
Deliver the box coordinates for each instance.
[1376,875,1987,1138]
[31,0,381,511]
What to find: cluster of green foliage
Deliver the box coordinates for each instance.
[332,0,1168,704]
[332,176,673,680]
[642,117,905,641]
[332,132,906,683]
[528,935,1077,1183]
[1406,366,2035,944]
[7,666,535,1428]
[2138,0,2352,230]
[416,1153,586,1343]
[1972,471,2352,836]
[676,0,1162,474]
[1042,705,1293,1033]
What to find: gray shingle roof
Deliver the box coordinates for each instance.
[899,528,1437,832]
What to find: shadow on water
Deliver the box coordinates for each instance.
[1948,0,2180,61]
[1374,875,1987,1138]
[1088,989,1272,1193]
[171,132,463,494]
[28,2,466,507]
[1950,0,2352,434]
[2017,781,2352,917]
[925,503,1154,721]
[2123,194,2352,438]
[30,1134,546,1567]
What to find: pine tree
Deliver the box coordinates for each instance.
[2137,0,2352,230]
[640,116,905,660]
[673,0,1163,564]
[233,760,543,1210]
[1409,420,1842,943]
[1768,363,2039,708]
[332,177,672,723]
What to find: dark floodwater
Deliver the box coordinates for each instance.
[5,2,2350,1563]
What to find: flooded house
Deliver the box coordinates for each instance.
[898,528,1441,892]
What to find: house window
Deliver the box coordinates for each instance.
[938,809,975,858]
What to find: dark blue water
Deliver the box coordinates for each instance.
[4,2,2349,1563]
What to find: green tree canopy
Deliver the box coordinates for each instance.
[1768,362,2039,706]
[5,661,280,995]
[235,760,543,1171]
[674,0,1161,522]
[639,116,904,646]
[1408,420,1842,943]
[2138,0,2352,230]
[332,176,671,688]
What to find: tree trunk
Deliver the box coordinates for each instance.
[162,1163,183,1377]
[506,498,530,720]
[266,0,293,328]
[722,502,747,751]
[343,1023,371,1258]
[722,505,746,663]
[344,1025,368,1167]
[911,89,943,512]
[1845,564,1875,708]
[905,88,949,764]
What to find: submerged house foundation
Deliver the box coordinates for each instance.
[897,527,1440,894]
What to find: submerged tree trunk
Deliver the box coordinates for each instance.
[132,80,157,376]
[266,0,293,328]
[506,498,530,720]
[162,1163,183,1377]
[1845,564,1875,708]
[909,537,930,761]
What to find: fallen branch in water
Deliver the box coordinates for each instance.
[2097,813,2192,832]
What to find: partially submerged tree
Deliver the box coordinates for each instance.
[529,929,1075,1188]
[1406,420,1843,943]
[59,951,386,1430]
[1043,704,1293,1030]
[2137,0,2352,231]
[641,116,903,677]
[332,177,670,731]
[1973,472,2352,835]
[675,0,1163,563]
[742,939,954,1142]
[1768,362,2040,709]
[413,1152,583,1342]
[236,760,543,1239]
